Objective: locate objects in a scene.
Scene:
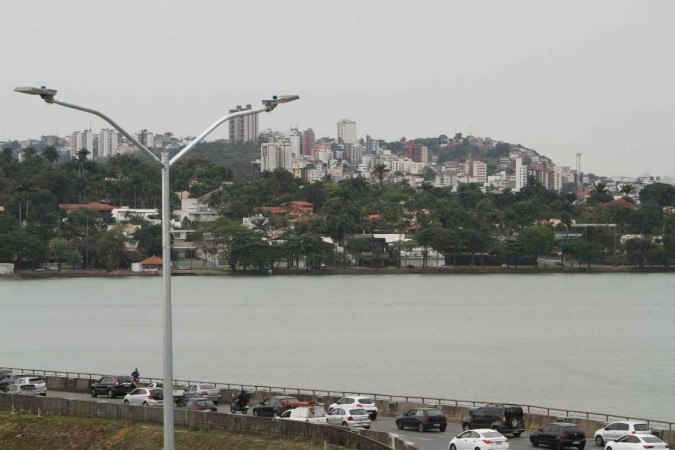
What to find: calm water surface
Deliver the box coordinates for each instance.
[1,274,673,420]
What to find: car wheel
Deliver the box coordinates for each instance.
[107,389,114,399]
[142,401,148,406]
[578,445,585,450]
[513,432,522,438]
[532,438,540,447]
[606,447,612,450]
[396,420,404,430]
[418,423,425,432]
[440,425,447,432]
[123,400,129,404]
[450,445,457,450]
[595,437,604,447]
[555,440,563,450]
[371,412,377,421]
[91,389,97,398]
[342,421,349,427]
[213,401,219,405]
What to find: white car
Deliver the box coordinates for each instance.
[146,382,185,403]
[4,384,39,396]
[605,434,668,450]
[278,406,327,424]
[123,388,164,406]
[326,407,371,429]
[449,429,510,450]
[328,396,378,420]
[16,377,47,396]
[594,421,652,446]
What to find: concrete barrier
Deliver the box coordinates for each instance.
[0,394,418,449]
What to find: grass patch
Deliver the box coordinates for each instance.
[0,410,327,449]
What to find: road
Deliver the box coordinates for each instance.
[44,390,554,450]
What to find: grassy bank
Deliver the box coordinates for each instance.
[0,410,326,450]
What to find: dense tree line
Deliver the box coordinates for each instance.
[1,144,673,271]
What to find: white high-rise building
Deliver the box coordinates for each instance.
[98,129,119,158]
[229,104,259,142]
[70,130,95,158]
[289,128,302,156]
[337,119,357,145]
[138,129,154,148]
[515,157,528,192]
[261,141,294,172]
[473,161,487,183]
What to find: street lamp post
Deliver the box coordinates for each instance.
[15,86,299,450]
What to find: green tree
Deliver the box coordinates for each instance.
[48,238,81,272]
[516,225,555,267]
[639,182,675,207]
[372,163,388,192]
[95,229,127,271]
[345,236,372,267]
[563,238,602,268]
[42,146,60,163]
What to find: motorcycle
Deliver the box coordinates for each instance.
[230,394,249,414]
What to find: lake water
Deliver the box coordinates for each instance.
[1,274,673,421]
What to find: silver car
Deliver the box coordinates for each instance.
[5,384,39,396]
[16,377,47,396]
[184,383,221,404]
[326,407,372,429]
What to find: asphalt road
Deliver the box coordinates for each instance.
[46,390,546,450]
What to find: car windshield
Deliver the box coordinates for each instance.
[350,409,368,415]
[634,424,650,431]
[642,437,662,443]
[425,409,443,416]
[358,398,374,404]
[149,389,162,396]
[483,432,503,438]
[200,383,216,389]
[565,426,583,433]
[29,378,44,384]
[117,376,133,382]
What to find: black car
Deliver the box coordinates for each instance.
[251,396,300,417]
[90,375,136,398]
[530,422,586,450]
[462,404,525,437]
[176,398,217,412]
[395,408,448,432]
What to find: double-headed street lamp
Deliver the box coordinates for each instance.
[15,86,299,450]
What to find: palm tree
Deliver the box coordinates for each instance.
[373,163,388,192]
[42,146,60,163]
[621,184,634,196]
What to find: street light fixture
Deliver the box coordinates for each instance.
[15,86,299,450]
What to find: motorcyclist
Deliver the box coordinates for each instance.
[234,388,250,408]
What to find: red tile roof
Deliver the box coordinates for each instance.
[600,198,638,211]
[140,256,163,265]
[59,202,115,212]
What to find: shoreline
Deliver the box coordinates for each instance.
[2,265,672,279]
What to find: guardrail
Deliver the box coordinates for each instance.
[3,365,673,431]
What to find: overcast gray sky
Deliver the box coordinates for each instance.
[2,0,673,177]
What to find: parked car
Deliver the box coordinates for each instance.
[462,404,525,437]
[449,429,509,450]
[123,388,164,406]
[15,377,47,396]
[594,422,652,446]
[175,397,217,412]
[90,376,136,398]
[328,396,378,420]
[604,434,668,450]
[183,383,221,404]
[395,408,448,432]
[326,407,371,429]
[530,422,586,450]
[278,405,327,424]
[4,384,39,396]
[0,373,21,390]
[146,382,185,403]
[252,396,301,417]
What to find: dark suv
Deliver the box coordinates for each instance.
[530,422,586,450]
[90,376,136,398]
[462,404,525,437]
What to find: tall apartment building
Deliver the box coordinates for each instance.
[261,141,293,172]
[515,157,528,192]
[472,161,487,183]
[289,128,302,156]
[229,104,259,142]
[138,129,154,148]
[98,129,119,158]
[302,128,315,156]
[408,143,428,164]
[366,135,379,154]
[70,130,95,158]
[337,119,357,145]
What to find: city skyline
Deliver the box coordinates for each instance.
[2,0,674,177]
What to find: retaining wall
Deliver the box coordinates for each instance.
[0,394,419,450]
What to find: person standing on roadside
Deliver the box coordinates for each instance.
[131,368,140,383]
